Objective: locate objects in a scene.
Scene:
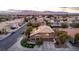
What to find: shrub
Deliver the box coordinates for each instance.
[35,37,43,46]
[24,17,29,22]
[61,23,68,28]
[32,22,40,28]
[20,37,35,48]
[21,37,27,47]
[25,26,33,36]
[27,22,32,26]
[74,33,79,43]
[56,31,69,44]
[45,20,51,26]
[70,23,79,28]
[0,31,2,34]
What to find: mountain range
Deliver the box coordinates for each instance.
[0,9,79,15]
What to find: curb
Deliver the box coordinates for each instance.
[0,22,27,41]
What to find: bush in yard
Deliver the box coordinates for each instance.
[74,33,79,44]
[27,21,32,26]
[56,31,69,44]
[70,23,79,28]
[32,22,40,28]
[21,37,28,47]
[58,33,69,44]
[24,17,28,22]
[21,37,35,48]
[61,23,68,28]
[44,20,51,26]
[0,31,2,34]
[35,37,43,46]
[25,26,33,36]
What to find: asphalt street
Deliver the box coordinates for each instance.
[0,23,27,51]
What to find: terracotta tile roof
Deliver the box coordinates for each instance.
[30,25,54,36]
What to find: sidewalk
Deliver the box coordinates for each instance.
[0,33,11,40]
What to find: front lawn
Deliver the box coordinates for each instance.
[20,39,35,48]
[23,43,35,48]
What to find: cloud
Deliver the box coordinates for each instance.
[61,7,79,13]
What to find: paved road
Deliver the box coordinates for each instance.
[0,23,27,51]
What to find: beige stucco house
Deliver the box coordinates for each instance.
[30,25,55,41]
[0,18,24,33]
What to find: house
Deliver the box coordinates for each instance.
[0,22,7,33]
[0,22,11,33]
[37,17,46,25]
[0,18,24,33]
[30,25,55,41]
[8,18,24,29]
[50,20,61,28]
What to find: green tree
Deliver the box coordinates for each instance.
[34,17,37,22]
[25,26,33,38]
[35,37,43,46]
[0,19,2,22]
[6,18,9,21]
[45,20,51,26]
[56,31,69,44]
[61,23,68,28]
[70,23,79,28]
[27,21,32,26]
[32,22,40,28]
[74,33,79,44]
[20,36,28,47]
[24,17,29,22]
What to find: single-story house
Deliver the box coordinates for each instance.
[37,17,46,25]
[7,18,24,29]
[30,25,55,41]
[0,18,24,33]
[50,20,61,28]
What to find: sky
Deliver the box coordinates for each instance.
[0,0,79,12]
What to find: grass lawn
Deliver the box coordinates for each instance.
[21,40,35,48]
[24,43,35,48]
